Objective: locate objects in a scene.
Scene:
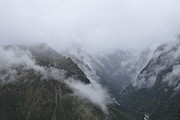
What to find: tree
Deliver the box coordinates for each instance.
[178,109,180,120]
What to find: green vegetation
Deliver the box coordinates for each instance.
[0,44,136,120]
[0,78,135,120]
[116,83,180,120]
[178,108,180,120]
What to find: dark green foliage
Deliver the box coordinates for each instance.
[116,43,180,120]
[178,109,180,120]
[117,86,180,120]
[108,106,137,120]
[116,67,180,120]
[0,44,135,120]
[0,78,135,120]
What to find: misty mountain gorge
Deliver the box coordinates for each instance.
[0,0,180,120]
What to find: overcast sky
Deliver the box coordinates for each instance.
[0,0,180,54]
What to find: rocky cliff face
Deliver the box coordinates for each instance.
[117,41,180,120]
[66,46,151,99]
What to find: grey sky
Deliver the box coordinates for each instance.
[0,0,180,54]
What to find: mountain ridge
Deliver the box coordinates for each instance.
[0,43,136,120]
[117,41,180,120]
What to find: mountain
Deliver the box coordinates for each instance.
[117,42,180,120]
[96,49,151,95]
[0,43,135,120]
[66,46,151,99]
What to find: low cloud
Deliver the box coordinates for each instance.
[134,40,180,91]
[0,45,111,113]
[1,0,180,54]
[66,79,111,113]
[64,47,112,113]
[0,46,45,84]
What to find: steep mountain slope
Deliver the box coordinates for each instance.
[117,42,180,120]
[97,49,151,94]
[66,46,151,98]
[0,43,135,120]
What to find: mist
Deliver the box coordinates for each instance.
[66,79,111,113]
[133,40,180,91]
[0,45,111,113]
[1,0,180,54]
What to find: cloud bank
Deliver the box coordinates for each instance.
[0,0,180,54]
[0,45,111,113]
[66,79,111,113]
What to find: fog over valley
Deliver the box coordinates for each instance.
[0,0,180,120]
